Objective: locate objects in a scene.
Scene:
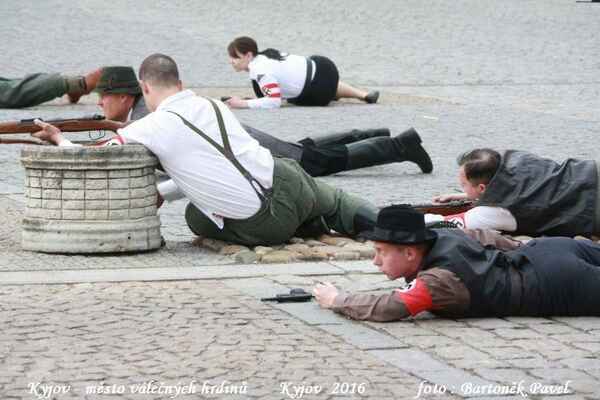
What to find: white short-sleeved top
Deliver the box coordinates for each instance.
[247,53,315,109]
[89,90,275,228]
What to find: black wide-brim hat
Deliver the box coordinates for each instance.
[360,204,437,244]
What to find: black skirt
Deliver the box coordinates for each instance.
[288,55,339,106]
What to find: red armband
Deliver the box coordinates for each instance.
[261,83,281,98]
[444,212,466,228]
[91,135,124,146]
[393,279,433,316]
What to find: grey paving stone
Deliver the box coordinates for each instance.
[509,339,589,361]
[529,323,583,335]
[399,335,462,350]
[472,368,538,386]
[491,328,546,340]
[502,317,556,325]
[551,317,600,331]
[432,345,494,362]
[318,323,406,350]
[551,333,600,344]
[529,368,594,394]
[368,321,441,338]
[570,342,600,353]
[0,262,346,285]
[481,347,538,361]
[415,319,471,330]
[559,357,600,371]
[414,370,496,398]
[431,326,499,342]
[224,276,292,298]
[368,348,451,372]
[462,319,521,330]
[327,260,379,274]
[539,396,591,400]
[450,359,509,371]
[272,302,347,326]
[468,398,532,400]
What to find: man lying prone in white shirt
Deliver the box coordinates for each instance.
[31,53,380,247]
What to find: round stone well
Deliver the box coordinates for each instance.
[20,145,162,253]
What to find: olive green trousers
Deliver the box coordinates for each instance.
[0,73,67,108]
[185,158,375,246]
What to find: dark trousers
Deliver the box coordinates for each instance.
[0,73,67,108]
[299,145,347,177]
[242,123,348,177]
[518,238,600,316]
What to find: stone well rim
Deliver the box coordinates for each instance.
[20,144,158,170]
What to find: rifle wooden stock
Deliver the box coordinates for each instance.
[413,200,475,216]
[0,114,124,135]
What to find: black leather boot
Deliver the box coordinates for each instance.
[345,128,433,173]
[300,128,391,147]
[396,128,433,174]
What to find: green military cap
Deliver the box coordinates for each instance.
[94,66,141,95]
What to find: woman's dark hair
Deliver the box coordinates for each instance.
[227,36,285,61]
[457,148,501,185]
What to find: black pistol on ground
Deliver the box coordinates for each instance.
[260,288,314,303]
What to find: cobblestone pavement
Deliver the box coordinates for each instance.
[2,278,600,399]
[0,281,425,400]
[1,1,600,399]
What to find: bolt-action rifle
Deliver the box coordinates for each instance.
[0,114,124,145]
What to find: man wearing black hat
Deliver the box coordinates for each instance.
[314,205,600,321]
[94,66,433,177]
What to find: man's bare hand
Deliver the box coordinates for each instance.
[313,282,339,309]
[432,194,453,204]
[31,119,64,145]
[432,193,468,204]
[225,96,248,109]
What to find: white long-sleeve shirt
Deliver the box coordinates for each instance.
[61,90,274,229]
[425,206,517,231]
